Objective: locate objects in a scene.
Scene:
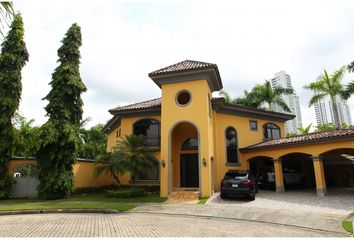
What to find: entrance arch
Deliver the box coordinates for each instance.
[169,121,200,191]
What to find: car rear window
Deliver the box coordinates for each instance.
[225,172,248,179]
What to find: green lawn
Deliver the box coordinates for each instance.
[0,193,166,213]
[66,193,167,203]
[0,202,135,212]
[342,220,353,234]
[197,197,209,204]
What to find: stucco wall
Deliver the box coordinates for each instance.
[8,159,116,188]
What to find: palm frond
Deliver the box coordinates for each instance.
[273,97,291,112]
[218,90,233,104]
[308,93,327,107]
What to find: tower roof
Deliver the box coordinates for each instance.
[148,60,223,91]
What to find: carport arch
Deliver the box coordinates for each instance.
[319,148,354,190]
[278,152,316,192]
[247,156,275,191]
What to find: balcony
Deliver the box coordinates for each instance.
[144,135,160,150]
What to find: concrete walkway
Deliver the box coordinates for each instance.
[131,191,353,234]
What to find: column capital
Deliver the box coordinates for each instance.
[311,156,323,161]
[273,158,282,163]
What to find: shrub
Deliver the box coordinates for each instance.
[0,176,15,199]
[73,184,123,195]
[106,188,145,198]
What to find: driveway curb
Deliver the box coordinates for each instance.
[0,209,119,215]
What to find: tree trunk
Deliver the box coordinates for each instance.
[111,172,121,185]
[268,102,272,111]
[331,96,341,129]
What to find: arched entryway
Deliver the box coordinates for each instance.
[248,156,274,190]
[170,122,199,190]
[279,152,316,192]
[320,148,354,193]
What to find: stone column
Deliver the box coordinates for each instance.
[273,158,284,193]
[312,156,327,196]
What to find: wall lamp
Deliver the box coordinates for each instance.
[202,158,207,167]
[161,159,166,168]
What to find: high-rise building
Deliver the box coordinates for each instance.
[270,71,303,134]
[314,95,352,126]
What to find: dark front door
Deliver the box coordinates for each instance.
[180,154,199,187]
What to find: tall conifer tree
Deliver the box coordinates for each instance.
[37,23,86,199]
[0,14,28,198]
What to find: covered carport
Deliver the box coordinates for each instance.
[241,129,354,196]
[320,148,354,190]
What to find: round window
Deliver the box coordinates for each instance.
[176,90,191,106]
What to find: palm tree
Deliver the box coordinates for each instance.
[234,90,263,108]
[218,90,234,104]
[114,134,158,188]
[298,123,312,135]
[252,80,294,112]
[0,2,14,37]
[345,61,354,99]
[93,152,124,185]
[304,66,347,129]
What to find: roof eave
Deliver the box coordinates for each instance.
[240,134,354,153]
[149,68,223,92]
[212,101,295,122]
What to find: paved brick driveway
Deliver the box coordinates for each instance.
[209,188,354,215]
[0,213,345,237]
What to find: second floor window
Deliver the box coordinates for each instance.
[226,127,239,163]
[133,119,160,147]
[263,123,281,140]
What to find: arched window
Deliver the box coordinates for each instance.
[263,123,281,140]
[133,119,160,147]
[181,138,198,150]
[226,127,239,163]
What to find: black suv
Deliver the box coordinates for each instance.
[220,170,258,200]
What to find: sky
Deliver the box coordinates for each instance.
[10,0,354,129]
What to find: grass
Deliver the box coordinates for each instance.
[66,193,167,203]
[342,221,353,234]
[0,193,167,213]
[197,197,209,204]
[0,202,135,212]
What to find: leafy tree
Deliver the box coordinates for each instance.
[79,124,107,159]
[12,112,39,158]
[348,61,354,72]
[304,66,347,129]
[0,14,28,199]
[36,23,86,199]
[251,80,293,112]
[0,2,14,37]
[315,123,336,132]
[298,123,312,135]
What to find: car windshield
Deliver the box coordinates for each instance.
[225,172,248,179]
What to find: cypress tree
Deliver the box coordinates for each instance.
[0,14,29,198]
[37,23,86,199]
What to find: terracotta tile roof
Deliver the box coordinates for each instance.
[148,60,218,77]
[240,129,354,152]
[109,98,161,113]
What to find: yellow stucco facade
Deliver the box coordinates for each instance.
[8,159,115,188]
[103,60,354,198]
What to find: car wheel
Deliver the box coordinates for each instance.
[248,189,255,201]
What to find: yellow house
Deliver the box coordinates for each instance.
[103,60,354,198]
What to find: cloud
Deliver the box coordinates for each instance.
[14,0,354,128]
